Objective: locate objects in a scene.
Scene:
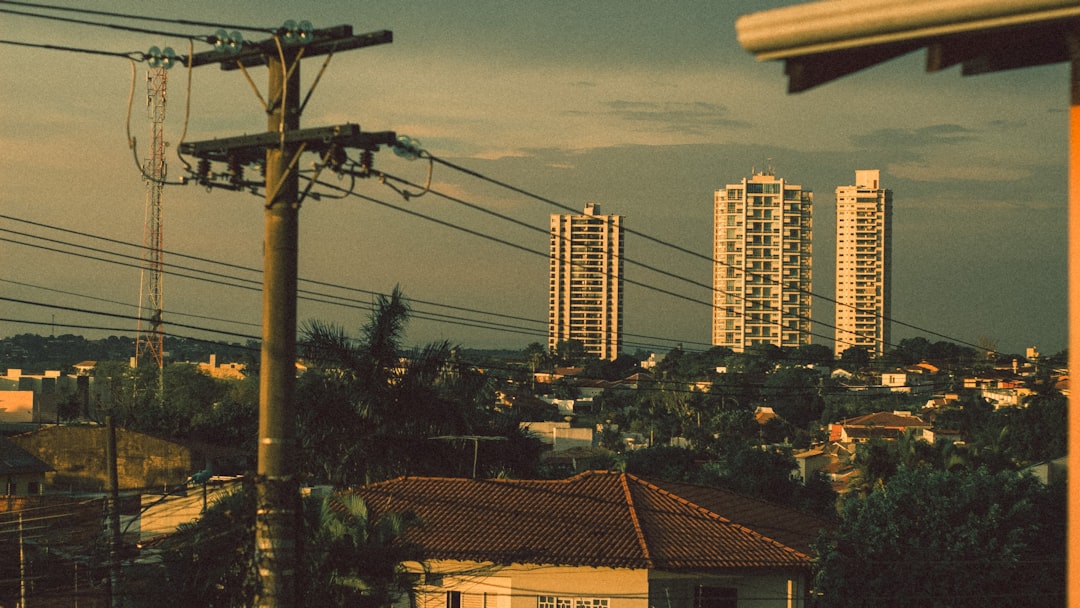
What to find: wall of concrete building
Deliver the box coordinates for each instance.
[10,426,199,492]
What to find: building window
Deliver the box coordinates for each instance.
[539,597,608,608]
[695,586,737,608]
[447,591,461,608]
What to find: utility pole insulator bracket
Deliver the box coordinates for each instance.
[180,124,397,165]
[185,27,393,69]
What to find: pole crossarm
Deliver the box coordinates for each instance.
[170,20,393,608]
[184,26,392,69]
[179,124,396,164]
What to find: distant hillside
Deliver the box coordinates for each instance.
[0,333,255,374]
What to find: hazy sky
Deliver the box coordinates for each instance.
[0,1,1069,357]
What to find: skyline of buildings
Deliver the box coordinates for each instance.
[548,203,624,361]
[834,170,893,358]
[544,169,893,361]
[711,168,814,353]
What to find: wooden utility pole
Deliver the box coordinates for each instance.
[180,25,394,608]
[106,415,121,608]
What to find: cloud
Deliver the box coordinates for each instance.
[851,124,977,152]
[887,162,1031,183]
[985,118,1026,130]
[599,100,750,136]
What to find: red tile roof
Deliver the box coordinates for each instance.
[645,478,833,556]
[357,471,811,571]
[839,411,929,428]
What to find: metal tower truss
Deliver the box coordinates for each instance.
[135,66,167,371]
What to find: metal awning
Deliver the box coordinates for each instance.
[736,0,1080,92]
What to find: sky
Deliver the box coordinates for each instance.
[0,1,1070,358]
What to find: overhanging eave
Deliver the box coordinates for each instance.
[737,0,1080,91]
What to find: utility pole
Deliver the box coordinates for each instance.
[105,415,122,608]
[180,24,394,608]
[253,42,302,608]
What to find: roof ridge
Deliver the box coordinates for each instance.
[619,473,652,568]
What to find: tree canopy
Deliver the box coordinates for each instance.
[814,466,1065,608]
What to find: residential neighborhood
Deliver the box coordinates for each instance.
[0,331,1068,606]
[0,3,1073,607]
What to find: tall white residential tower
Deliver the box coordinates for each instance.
[834,170,892,357]
[712,168,813,352]
[549,203,624,361]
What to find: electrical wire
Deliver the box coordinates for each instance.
[0,38,142,59]
[0,226,558,344]
[421,153,997,356]
[0,9,997,358]
[0,5,209,41]
[0,0,275,33]
[311,176,870,352]
[0,48,1017,358]
[0,277,260,328]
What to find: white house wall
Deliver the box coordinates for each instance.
[649,570,807,608]
[413,561,649,608]
[409,560,807,608]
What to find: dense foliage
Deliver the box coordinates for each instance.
[813,466,1066,608]
[3,321,1067,608]
[295,287,543,485]
[0,333,254,375]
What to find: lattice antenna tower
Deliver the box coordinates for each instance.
[134,66,167,375]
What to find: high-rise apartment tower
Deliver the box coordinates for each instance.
[549,203,624,360]
[834,170,892,358]
[713,169,813,352]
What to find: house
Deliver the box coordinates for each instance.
[792,447,830,485]
[520,421,594,451]
[828,411,930,443]
[196,354,246,380]
[755,406,781,426]
[1024,456,1068,486]
[640,353,664,370]
[358,471,815,608]
[73,361,96,376]
[0,436,51,496]
[2,368,87,423]
[0,390,34,423]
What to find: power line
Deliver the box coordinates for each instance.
[0,1,1026,359]
[0,220,689,352]
[0,0,274,33]
[419,153,994,355]
[0,38,143,59]
[0,210,706,352]
[0,215,555,338]
[0,277,261,329]
[0,5,207,42]
[313,176,865,351]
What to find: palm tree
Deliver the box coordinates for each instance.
[142,486,419,607]
[297,286,496,484]
[523,342,549,390]
[303,492,420,608]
